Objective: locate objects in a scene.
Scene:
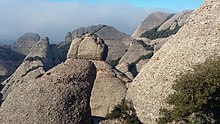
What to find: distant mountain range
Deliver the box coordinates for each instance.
[0,39,14,45]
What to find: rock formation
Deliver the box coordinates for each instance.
[127,0,220,123]
[157,10,193,31]
[0,46,24,82]
[0,59,96,124]
[132,12,174,38]
[59,24,132,61]
[67,33,131,117]
[1,37,62,100]
[11,32,40,55]
[90,61,130,117]
[133,10,192,40]
[67,33,108,61]
[116,40,154,79]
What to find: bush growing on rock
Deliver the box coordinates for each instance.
[157,58,220,124]
[106,99,142,124]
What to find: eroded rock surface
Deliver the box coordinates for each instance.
[1,37,60,100]
[132,12,173,38]
[127,0,220,123]
[90,61,130,117]
[0,59,96,124]
[67,33,108,61]
[11,32,40,55]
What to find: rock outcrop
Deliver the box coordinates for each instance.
[133,10,192,40]
[0,46,24,82]
[0,59,96,124]
[132,12,174,38]
[127,0,220,123]
[90,61,130,117]
[157,10,193,31]
[150,37,171,52]
[67,33,108,61]
[1,37,61,100]
[67,33,131,117]
[116,40,154,79]
[59,24,132,61]
[11,32,40,55]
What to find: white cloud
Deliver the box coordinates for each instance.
[0,0,165,44]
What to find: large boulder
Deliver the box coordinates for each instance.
[132,12,174,38]
[90,61,131,117]
[66,33,130,117]
[0,59,96,124]
[67,33,108,61]
[59,24,132,61]
[126,0,220,123]
[1,37,58,100]
[11,32,40,55]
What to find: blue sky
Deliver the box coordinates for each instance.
[48,0,204,11]
[0,0,204,44]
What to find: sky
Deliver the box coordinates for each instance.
[0,0,204,44]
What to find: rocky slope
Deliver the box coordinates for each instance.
[157,10,193,31]
[116,40,154,79]
[127,0,219,123]
[59,24,132,61]
[132,12,174,38]
[11,32,40,55]
[0,46,24,82]
[133,10,192,40]
[1,37,63,100]
[0,59,96,124]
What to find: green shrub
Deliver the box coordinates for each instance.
[141,25,181,40]
[107,57,121,68]
[157,58,220,124]
[106,99,142,124]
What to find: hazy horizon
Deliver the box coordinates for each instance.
[0,0,204,44]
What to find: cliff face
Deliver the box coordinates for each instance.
[127,0,220,123]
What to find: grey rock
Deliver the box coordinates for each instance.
[0,46,24,81]
[1,37,58,100]
[67,33,108,61]
[116,40,154,79]
[157,10,193,31]
[0,59,96,124]
[59,24,132,61]
[90,60,131,117]
[132,12,174,38]
[150,37,171,52]
[11,32,40,55]
[64,31,72,44]
[126,0,220,123]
